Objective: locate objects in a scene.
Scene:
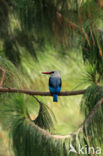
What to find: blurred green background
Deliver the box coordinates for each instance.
[0,0,103,155]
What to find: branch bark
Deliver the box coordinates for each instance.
[0,87,86,96]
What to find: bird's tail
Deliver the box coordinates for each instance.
[53,94,58,102]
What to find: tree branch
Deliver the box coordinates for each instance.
[78,98,103,133]
[1,86,102,140]
[29,98,103,140]
[0,87,86,96]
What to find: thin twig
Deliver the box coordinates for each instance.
[96,75,101,84]
[0,66,6,87]
[33,95,42,103]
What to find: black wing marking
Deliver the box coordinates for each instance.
[59,78,62,87]
[49,77,54,87]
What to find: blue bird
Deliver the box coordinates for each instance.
[42,71,62,102]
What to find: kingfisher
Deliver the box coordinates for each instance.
[42,71,62,102]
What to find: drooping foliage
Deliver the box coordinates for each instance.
[0,0,96,65]
[34,98,56,130]
[0,0,103,64]
[82,28,103,76]
[0,0,103,156]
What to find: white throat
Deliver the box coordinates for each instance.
[51,71,60,77]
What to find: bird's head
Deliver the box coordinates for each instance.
[42,71,60,77]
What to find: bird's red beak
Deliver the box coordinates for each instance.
[42,72,51,74]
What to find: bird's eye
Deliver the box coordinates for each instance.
[51,71,54,74]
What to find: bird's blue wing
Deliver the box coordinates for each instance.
[49,77,61,94]
[49,77,61,88]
